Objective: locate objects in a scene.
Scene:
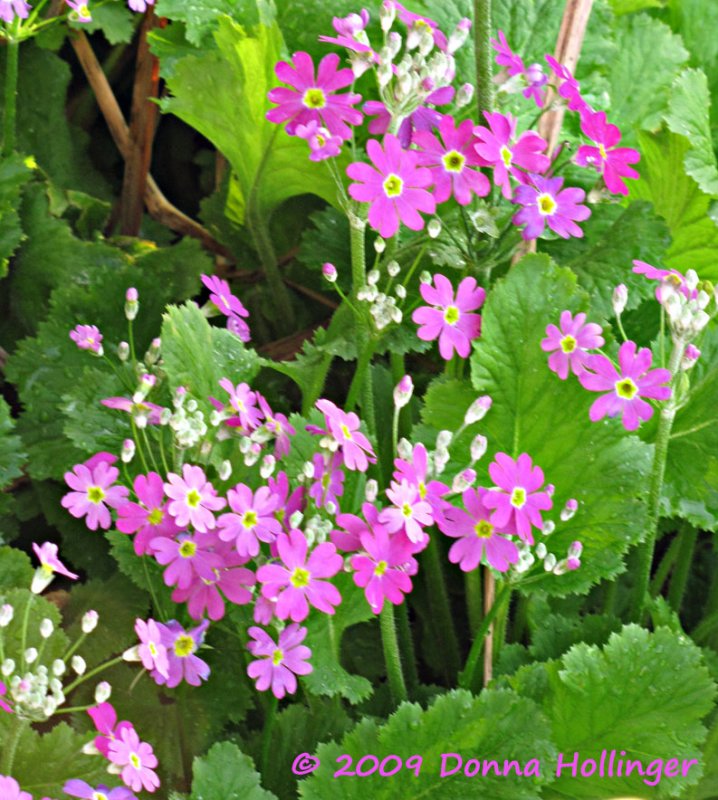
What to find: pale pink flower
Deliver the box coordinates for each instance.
[108,726,160,793]
[380,480,433,544]
[216,484,282,557]
[314,399,376,472]
[247,624,312,698]
[0,777,31,800]
[541,311,605,379]
[218,379,262,431]
[351,524,416,613]
[61,461,128,531]
[135,618,169,680]
[164,465,226,532]
[69,324,102,354]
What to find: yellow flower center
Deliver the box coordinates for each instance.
[374,560,388,577]
[321,472,331,490]
[303,88,327,109]
[186,489,201,508]
[316,133,326,147]
[129,752,141,769]
[560,334,577,354]
[242,510,258,529]
[442,150,466,173]
[174,634,195,657]
[500,145,512,168]
[78,3,89,16]
[401,502,413,518]
[179,540,196,558]
[615,378,638,399]
[510,487,526,508]
[92,792,109,800]
[383,173,404,198]
[537,193,557,216]
[272,648,284,666]
[148,642,157,656]
[87,486,105,504]
[415,19,430,30]
[290,567,311,588]
[418,481,427,499]
[444,305,460,325]
[598,143,607,159]
[148,507,164,526]
[340,423,353,440]
[474,520,494,538]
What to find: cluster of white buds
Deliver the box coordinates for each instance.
[7,666,65,721]
[170,397,208,448]
[511,501,582,577]
[433,429,453,474]
[659,270,713,343]
[304,515,334,546]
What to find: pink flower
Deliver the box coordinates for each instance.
[253,594,277,625]
[247,623,312,698]
[257,529,342,622]
[257,395,295,458]
[380,480,433,544]
[632,260,698,301]
[154,619,210,687]
[64,781,136,800]
[441,488,519,572]
[69,324,103,354]
[116,472,179,556]
[201,274,249,319]
[218,379,262,431]
[164,465,226,532]
[295,120,343,161]
[32,541,78,581]
[0,0,29,23]
[108,726,160,793]
[227,312,251,342]
[314,399,376,472]
[575,111,640,195]
[216,484,282,557]
[127,0,154,12]
[0,681,13,714]
[0,777,31,800]
[412,274,485,360]
[267,471,305,532]
[87,703,133,758]
[491,30,524,78]
[347,135,435,239]
[393,1,447,50]
[64,0,91,21]
[541,311,605,379]
[512,174,590,240]
[135,619,169,679]
[579,341,672,431]
[351,524,416,613]
[101,397,164,427]
[413,116,490,205]
[364,87,455,149]
[267,52,362,140]
[61,461,128,531]
[308,453,345,509]
[392,443,449,512]
[545,56,591,116]
[474,112,550,198]
[483,453,553,545]
[152,533,223,590]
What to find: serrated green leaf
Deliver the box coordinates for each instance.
[82,2,136,44]
[191,741,278,800]
[0,545,33,590]
[0,588,70,669]
[608,0,662,12]
[156,0,258,46]
[300,688,557,799]
[512,625,716,799]
[0,397,25,487]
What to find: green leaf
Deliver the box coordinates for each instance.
[608,0,662,12]
[159,16,340,227]
[540,201,670,318]
[82,2,136,44]
[0,153,33,277]
[665,69,718,197]
[190,741,278,800]
[161,301,260,402]
[156,0,258,46]
[0,545,33,590]
[456,255,654,595]
[300,688,557,799]
[0,396,25,487]
[512,625,716,799]
[0,588,70,668]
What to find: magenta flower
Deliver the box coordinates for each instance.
[108,726,159,794]
[541,311,605,380]
[474,112,550,198]
[393,0,448,50]
[164,465,226,532]
[575,111,640,195]
[295,120,343,161]
[257,395,296,458]
[257,530,342,621]
[217,484,282,557]
[412,274,485,360]
[441,488,519,572]
[392,442,449,515]
[491,31,547,107]
[364,86,455,149]
[0,0,29,22]
[152,533,223,590]
[32,541,78,582]
[545,55,591,116]
[87,703,134,758]
[491,30,524,78]
[512,174,590,240]
[127,0,153,12]
[267,471,305,532]
[247,623,312,698]
[154,619,210,688]
[116,472,179,556]
[308,453,345,509]
[64,781,136,800]
[267,52,362,140]
[380,480,433,544]
[218,379,262,431]
[413,116,490,205]
[315,399,376,472]
[0,777,31,800]
[69,324,103,354]
[201,274,249,319]
[632,260,698,301]
[347,135,435,239]
[61,461,128,531]
[579,341,672,431]
[227,312,251,342]
[0,681,12,714]
[64,0,91,21]
[483,453,553,545]
[351,524,416,614]
[135,619,169,680]
[101,397,163,427]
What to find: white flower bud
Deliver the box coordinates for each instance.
[397,438,413,460]
[434,449,450,475]
[612,284,628,316]
[451,468,476,493]
[456,82,474,108]
[378,61,393,88]
[289,510,304,529]
[71,655,86,675]
[42,696,58,717]
[420,271,432,284]
[427,218,442,239]
[24,647,39,664]
[543,553,557,572]
[365,479,379,502]
[386,260,400,277]
[470,434,488,463]
[82,610,99,634]
[121,438,136,464]
[542,520,556,536]
[1,659,15,677]
[535,542,547,559]
[374,237,386,254]
[117,341,130,361]
[122,646,141,663]
[393,375,414,408]
[367,269,380,286]
[395,284,407,300]
[436,430,453,450]
[39,618,54,639]
[260,455,276,479]
[465,395,492,425]
[0,604,14,627]
[380,0,395,32]
[560,499,579,522]
[82,740,101,755]
[52,659,65,677]
[94,681,112,703]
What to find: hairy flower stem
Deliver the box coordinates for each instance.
[3,37,19,157]
[630,341,686,622]
[395,602,419,695]
[380,603,407,704]
[668,523,698,615]
[261,694,278,776]
[649,534,681,596]
[422,536,461,683]
[473,0,494,118]
[459,581,510,691]
[0,715,26,775]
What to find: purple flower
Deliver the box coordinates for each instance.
[267,471,305,532]
[107,726,160,793]
[0,777,31,800]
[61,461,129,531]
[414,116,490,205]
[575,111,640,195]
[379,480,433,544]
[351,524,416,614]
[364,86,455,149]
[127,0,154,12]
[314,399,376,472]
[491,30,524,77]
[0,681,12,714]
[154,619,210,688]
[442,487,519,572]
[257,529,342,622]
[116,472,180,556]
[393,0,448,50]
[392,442,449,515]
[347,135,435,239]
[474,112,550,198]
[70,324,103,354]
[308,453,345,509]
[267,52,362,140]
[64,781,136,800]
[545,55,591,116]
[632,260,698,302]
[135,618,169,680]
[247,623,312,698]
[32,541,79,582]
[164,465,226,532]
[578,341,672,431]
[227,312,251,342]
[258,395,296,458]
[152,532,223,590]
[201,274,249,319]
[412,274,485,360]
[541,311,605,379]
[64,0,91,21]
[87,703,133,758]
[483,453,553,545]
[512,174,591,240]
[0,0,29,23]
[101,397,164,427]
[295,120,343,161]
[218,379,263,431]
[217,484,282,557]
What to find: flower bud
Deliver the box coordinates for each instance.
[260,455,276,480]
[378,61,393,88]
[434,449,450,475]
[542,520,555,536]
[82,740,101,755]
[612,283,628,316]
[465,395,492,425]
[117,341,130,361]
[535,542,547,559]
[121,439,135,464]
[395,285,407,299]
[1,659,14,676]
[122,646,141,662]
[393,375,414,408]
[456,82,474,108]
[145,337,161,366]
[365,478,378,503]
[24,647,39,664]
[52,659,65,677]
[387,260,400,277]
[374,237,386,254]
[560,498,578,522]
[543,553,557,572]
[42,696,58,717]
[448,17,471,53]
[124,287,139,321]
[436,429,453,450]
[0,604,13,627]
[452,468,476,493]
[289,510,304,529]
[94,681,112,704]
[682,343,701,371]
[71,655,86,675]
[82,610,99,634]
[420,271,433,285]
[39,619,54,639]
[387,31,402,59]
[427,218,442,238]
[322,262,338,283]
[380,0,395,32]
[470,434,488,463]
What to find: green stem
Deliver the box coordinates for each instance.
[20,593,34,671]
[667,523,698,615]
[380,603,407,704]
[345,336,376,412]
[64,654,125,694]
[395,602,419,696]
[249,213,295,335]
[349,210,367,299]
[473,0,494,118]
[422,535,461,683]
[630,341,686,622]
[649,534,681,597]
[465,569,482,635]
[0,714,26,775]
[3,37,19,157]
[459,581,511,691]
[260,694,278,777]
